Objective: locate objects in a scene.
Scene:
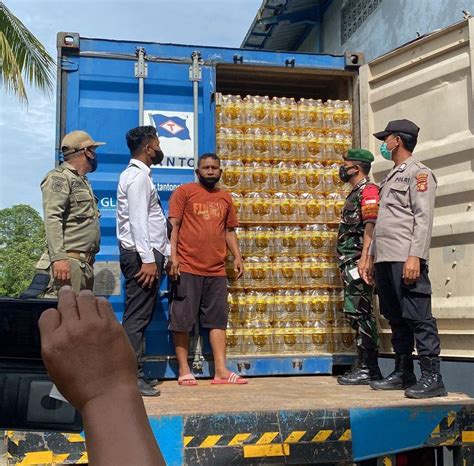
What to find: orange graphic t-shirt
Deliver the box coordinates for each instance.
[169,182,239,276]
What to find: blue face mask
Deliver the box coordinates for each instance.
[379,142,392,160]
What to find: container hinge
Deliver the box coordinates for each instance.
[189,51,202,82]
[135,47,148,78]
[60,57,79,72]
[285,58,296,67]
[233,54,244,64]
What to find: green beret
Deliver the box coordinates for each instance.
[344,148,374,163]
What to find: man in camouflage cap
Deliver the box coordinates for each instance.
[336,148,382,385]
[36,130,105,296]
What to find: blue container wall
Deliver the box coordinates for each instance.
[59,37,347,362]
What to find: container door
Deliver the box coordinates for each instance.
[60,39,216,363]
[359,19,474,357]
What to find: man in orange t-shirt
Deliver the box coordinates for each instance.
[168,153,247,386]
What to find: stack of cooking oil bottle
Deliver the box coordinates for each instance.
[217,94,356,357]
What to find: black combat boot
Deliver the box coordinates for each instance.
[337,348,383,385]
[370,353,417,390]
[404,356,447,399]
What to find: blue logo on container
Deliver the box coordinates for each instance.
[151,114,191,140]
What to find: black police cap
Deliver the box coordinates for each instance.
[373,119,420,140]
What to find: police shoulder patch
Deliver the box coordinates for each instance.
[416,173,429,192]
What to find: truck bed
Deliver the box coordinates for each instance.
[6,376,473,465]
[142,376,474,465]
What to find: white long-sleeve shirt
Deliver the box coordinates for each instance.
[117,159,170,262]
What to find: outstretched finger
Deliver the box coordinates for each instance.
[77,290,99,321]
[57,286,80,322]
[96,296,116,321]
[38,308,61,340]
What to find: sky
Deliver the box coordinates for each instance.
[0,0,262,212]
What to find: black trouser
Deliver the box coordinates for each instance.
[375,261,441,357]
[119,246,165,379]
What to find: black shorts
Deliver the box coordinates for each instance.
[168,272,229,332]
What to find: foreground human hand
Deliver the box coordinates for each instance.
[39,287,165,466]
[52,259,71,285]
[403,255,420,285]
[39,287,138,411]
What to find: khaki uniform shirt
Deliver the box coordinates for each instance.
[371,158,436,263]
[41,162,100,262]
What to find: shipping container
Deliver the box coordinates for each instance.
[55,20,474,379]
[55,31,365,378]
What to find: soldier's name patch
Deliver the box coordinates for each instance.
[416,173,429,192]
[52,179,65,192]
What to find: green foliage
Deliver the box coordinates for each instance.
[0,204,45,297]
[0,2,55,104]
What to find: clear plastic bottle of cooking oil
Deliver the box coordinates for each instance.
[333,99,352,132]
[230,192,244,221]
[301,224,330,257]
[226,320,243,356]
[243,161,273,192]
[243,319,273,355]
[245,226,274,257]
[273,192,299,223]
[221,94,243,127]
[234,227,246,256]
[272,128,298,162]
[326,227,338,256]
[302,289,330,322]
[325,191,345,223]
[273,289,303,323]
[275,321,304,354]
[273,225,301,256]
[298,192,325,223]
[244,256,273,290]
[323,132,337,164]
[273,161,298,193]
[246,290,274,322]
[244,127,271,163]
[300,257,321,288]
[326,259,341,288]
[220,159,244,191]
[272,257,302,289]
[243,192,273,223]
[228,291,245,326]
[333,131,348,163]
[272,96,298,129]
[298,98,324,130]
[245,95,272,127]
[304,130,325,163]
[298,162,325,194]
[303,319,330,353]
[323,99,335,131]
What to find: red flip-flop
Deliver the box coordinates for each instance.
[211,372,248,385]
[178,374,198,386]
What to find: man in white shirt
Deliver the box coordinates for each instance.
[117,126,170,396]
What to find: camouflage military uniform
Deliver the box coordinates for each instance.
[337,178,380,350]
[36,161,101,296]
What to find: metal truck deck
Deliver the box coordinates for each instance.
[6,376,474,465]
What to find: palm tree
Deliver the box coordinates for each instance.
[0,1,55,104]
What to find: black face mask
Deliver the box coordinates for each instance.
[339,165,357,183]
[197,172,220,189]
[86,153,98,173]
[151,149,164,165]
